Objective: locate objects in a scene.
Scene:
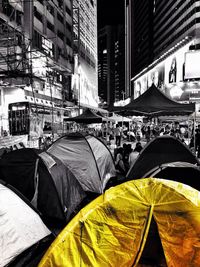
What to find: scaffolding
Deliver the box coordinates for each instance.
[0,0,76,142]
[0,20,31,80]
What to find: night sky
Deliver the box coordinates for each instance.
[97,0,124,29]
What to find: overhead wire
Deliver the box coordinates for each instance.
[0,0,74,136]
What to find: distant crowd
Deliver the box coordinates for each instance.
[106,121,200,177]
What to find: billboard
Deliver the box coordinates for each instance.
[185,51,200,79]
[133,40,200,102]
[71,56,99,107]
[134,62,165,98]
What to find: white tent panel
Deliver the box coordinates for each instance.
[0,184,51,267]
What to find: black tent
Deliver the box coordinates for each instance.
[64,108,103,123]
[144,161,200,190]
[113,84,195,116]
[126,136,200,180]
[0,148,87,229]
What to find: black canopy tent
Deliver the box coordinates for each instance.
[64,108,103,124]
[112,84,195,116]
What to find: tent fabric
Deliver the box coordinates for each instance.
[46,153,86,221]
[64,108,103,123]
[0,182,50,267]
[8,234,54,267]
[39,178,200,267]
[0,148,86,229]
[48,133,116,193]
[86,135,116,189]
[112,84,195,116]
[126,136,199,180]
[0,149,66,228]
[145,161,200,190]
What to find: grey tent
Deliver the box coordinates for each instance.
[47,132,116,193]
[126,136,200,180]
[0,181,52,267]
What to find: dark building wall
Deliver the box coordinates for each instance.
[98,27,108,103]
[131,0,200,79]
[131,0,154,77]
[153,0,200,58]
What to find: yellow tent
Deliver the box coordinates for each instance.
[39,178,200,267]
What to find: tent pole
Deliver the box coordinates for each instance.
[106,119,108,146]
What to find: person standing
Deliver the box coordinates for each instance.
[128,142,143,168]
[115,147,126,175]
[195,125,200,157]
[114,124,122,147]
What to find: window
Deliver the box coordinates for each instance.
[65,5,71,16]
[57,12,63,23]
[16,10,22,25]
[33,30,42,49]
[66,21,72,32]
[58,0,63,9]
[66,37,71,46]
[57,30,64,41]
[2,0,15,20]
[34,7,43,22]
[47,21,54,32]
[90,0,94,7]
[47,3,54,16]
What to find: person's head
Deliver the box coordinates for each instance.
[123,143,127,150]
[127,144,132,153]
[134,142,143,152]
[117,147,124,155]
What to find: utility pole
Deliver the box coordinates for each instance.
[125,0,131,98]
[72,3,81,114]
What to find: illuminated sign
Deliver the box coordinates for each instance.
[185,51,200,79]
[71,56,98,107]
[42,37,54,57]
[32,51,47,77]
[133,41,195,101]
[169,85,183,99]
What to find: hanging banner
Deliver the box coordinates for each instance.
[29,115,43,140]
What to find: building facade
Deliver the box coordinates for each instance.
[0,0,75,138]
[131,0,154,78]
[98,25,125,108]
[72,0,98,108]
[131,0,200,112]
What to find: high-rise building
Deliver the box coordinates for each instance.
[131,0,200,111]
[0,0,74,138]
[131,0,154,77]
[72,0,98,108]
[98,25,125,108]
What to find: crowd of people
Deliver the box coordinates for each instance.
[110,120,200,177]
[115,141,143,176]
[65,120,200,176]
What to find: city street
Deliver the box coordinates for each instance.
[1,0,200,266]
